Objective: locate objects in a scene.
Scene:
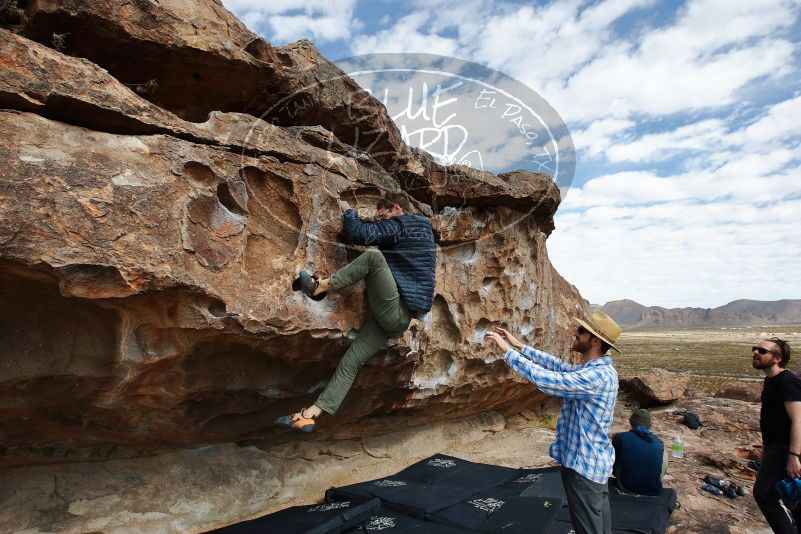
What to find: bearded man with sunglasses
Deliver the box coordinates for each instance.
[751,337,801,533]
[487,311,620,534]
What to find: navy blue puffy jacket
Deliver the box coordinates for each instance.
[342,209,436,313]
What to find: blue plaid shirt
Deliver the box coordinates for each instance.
[504,345,618,484]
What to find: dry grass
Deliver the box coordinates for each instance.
[614,325,801,394]
[540,413,557,431]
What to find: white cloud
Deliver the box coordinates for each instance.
[565,148,801,209]
[571,118,635,158]
[738,94,801,145]
[556,0,799,120]
[222,0,360,44]
[554,36,795,122]
[604,119,727,162]
[554,110,801,305]
[550,193,801,307]
[222,0,801,307]
[348,0,654,85]
[551,136,801,306]
[349,0,799,130]
[351,11,460,56]
[573,92,801,168]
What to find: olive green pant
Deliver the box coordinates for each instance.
[315,249,411,415]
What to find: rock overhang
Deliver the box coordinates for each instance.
[0,0,585,467]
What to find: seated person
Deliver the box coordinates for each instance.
[612,408,667,496]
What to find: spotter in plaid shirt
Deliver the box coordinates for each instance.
[503,345,618,484]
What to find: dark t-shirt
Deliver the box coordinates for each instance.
[760,370,801,446]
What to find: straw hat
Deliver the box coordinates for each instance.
[576,310,622,353]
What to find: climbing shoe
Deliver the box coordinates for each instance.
[293,271,326,301]
[276,412,316,433]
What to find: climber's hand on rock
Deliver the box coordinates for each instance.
[494,327,523,350]
[336,198,352,211]
[485,331,511,352]
[788,455,801,479]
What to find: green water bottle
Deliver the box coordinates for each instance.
[671,435,684,458]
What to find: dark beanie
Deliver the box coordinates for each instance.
[630,408,651,429]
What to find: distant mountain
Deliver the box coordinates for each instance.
[596,299,648,326]
[598,299,801,328]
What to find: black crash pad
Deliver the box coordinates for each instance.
[429,486,563,533]
[344,506,473,533]
[429,488,522,530]
[394,454,518,489]
[608,483,677,534]
[205,497,379,534]
[547,519,653,534]
[327,454,521,519]
[510,467,567,503]
[478,496,564,533]
[221,455,677,534]
[548,482,677,534]
[327,477,477,519]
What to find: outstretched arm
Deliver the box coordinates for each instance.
[518,345,579,372]
[342,209,402,247]
[503,350,612,399]
[492,327,577,372]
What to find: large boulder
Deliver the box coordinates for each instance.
[0,2,584,468]
[2,0,563,228]
[714,381,762,403]
[619,368,690,406]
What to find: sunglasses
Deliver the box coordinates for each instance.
[752,346,776,355]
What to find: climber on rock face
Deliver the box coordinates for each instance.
[277,193,436,433]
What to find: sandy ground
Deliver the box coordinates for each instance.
[0,397,774,533]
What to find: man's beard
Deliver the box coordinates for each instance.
[572,339,591,353]
[753,357,774,370]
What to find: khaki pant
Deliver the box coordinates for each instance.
[315,249,411,414]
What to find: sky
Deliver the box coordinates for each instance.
[222,0,801,308]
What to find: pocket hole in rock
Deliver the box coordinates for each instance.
[216,182,247,216]
[183,161,217,187]
[207,298,227,317]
